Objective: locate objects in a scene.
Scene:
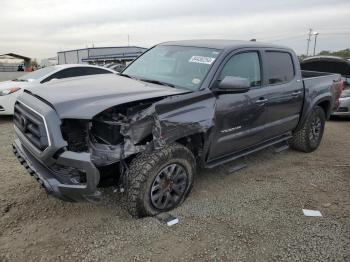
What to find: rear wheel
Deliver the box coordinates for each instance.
[126,143,196,217]
[289,106,326,152]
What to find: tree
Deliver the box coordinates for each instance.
[31,59,39,70]
[317,49,350,59]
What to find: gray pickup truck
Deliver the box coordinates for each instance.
[12,40,343,217]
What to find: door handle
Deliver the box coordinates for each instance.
[255,98,268,104]
[292,91,302,96]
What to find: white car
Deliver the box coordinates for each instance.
[332,77,350,117]
[0,64,115,115]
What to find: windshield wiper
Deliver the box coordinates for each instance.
[120,74,177,88]
[138,78,176,88]
[119,73,134,79]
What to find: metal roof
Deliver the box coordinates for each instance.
[0,53,31,61]
[82,52,144,62]
[57,46,146,54]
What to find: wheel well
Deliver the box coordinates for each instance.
[176,133,205,160]
[317,100,331,118]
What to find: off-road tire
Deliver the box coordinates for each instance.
[126,143,196,218]
[289,106,326,153]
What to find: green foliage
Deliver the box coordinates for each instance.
[31,59,39,70]
[318,49,350,59]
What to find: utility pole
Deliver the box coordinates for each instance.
[306,28,312,56]
[313,32,319,56]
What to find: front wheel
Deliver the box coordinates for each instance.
[289,106,326,153]
[126,143,196,218]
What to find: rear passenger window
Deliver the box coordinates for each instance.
[266,52,294,84]
[82,67,112,75]
[219,52,261,87]
[41,67,112,83]
[41,68,81,83]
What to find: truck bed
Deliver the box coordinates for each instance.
[301,70,338,79]
[300,70,343,119]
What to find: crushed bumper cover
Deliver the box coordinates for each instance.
[13,139,101,202]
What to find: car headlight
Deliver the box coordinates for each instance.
[0,88,21,96]
[340,89,350,98]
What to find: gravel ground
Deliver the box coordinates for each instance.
[0,116,349,262]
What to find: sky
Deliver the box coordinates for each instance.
[1,0,349,60]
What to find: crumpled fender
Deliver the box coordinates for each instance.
[119,89,216,157]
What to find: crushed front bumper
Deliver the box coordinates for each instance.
[13,139,101,202]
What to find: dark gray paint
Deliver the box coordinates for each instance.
[27,74,188,119]
[13,40,342,202]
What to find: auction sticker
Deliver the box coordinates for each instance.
[189,56,215,65]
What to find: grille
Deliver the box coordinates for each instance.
[337,107,348,112]
[14,102,49,150]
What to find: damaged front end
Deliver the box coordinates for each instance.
[85,90,217,166]
[13,89,216,202]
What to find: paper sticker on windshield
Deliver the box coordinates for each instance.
[192,78,201,85]
[189,56,215,65]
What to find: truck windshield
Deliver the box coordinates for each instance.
[122,45,220,91]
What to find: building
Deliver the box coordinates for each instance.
[57,46,147,66]
[0,53,32,72]
[41,56,58,67]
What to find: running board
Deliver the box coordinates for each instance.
[273,141,290,153]
[227,161,247,174]
[205,134,292,169]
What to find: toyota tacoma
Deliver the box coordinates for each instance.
[12,40,343,217]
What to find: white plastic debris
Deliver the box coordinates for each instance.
[166,217,179,226]
[302,209,322,217]
[156,213,179,226]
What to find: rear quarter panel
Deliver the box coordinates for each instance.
[296,71,341,131]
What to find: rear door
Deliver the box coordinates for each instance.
[262,50,304,138]
[208,50,269,160]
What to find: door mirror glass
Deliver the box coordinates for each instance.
[217,76,250,93]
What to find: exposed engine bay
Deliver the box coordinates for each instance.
[60,98,161,167]
[59,91,216,171]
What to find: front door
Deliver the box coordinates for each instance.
[208,50,269,161]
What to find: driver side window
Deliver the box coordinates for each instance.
[219,52,261,87]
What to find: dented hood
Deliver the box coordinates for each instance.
[26,74,188,119]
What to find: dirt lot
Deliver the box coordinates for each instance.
[0,72,26,82]
[0,116,349,262]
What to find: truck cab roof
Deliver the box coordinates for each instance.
[160,39,290,51]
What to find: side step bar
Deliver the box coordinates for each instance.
[205,134,292,169]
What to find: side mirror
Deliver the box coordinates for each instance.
[216,76,250,93]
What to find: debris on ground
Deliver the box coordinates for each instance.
[156,213,179,226]
[302,209,322,217]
